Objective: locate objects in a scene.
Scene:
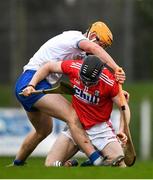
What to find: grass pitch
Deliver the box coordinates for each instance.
[0,156,153,179]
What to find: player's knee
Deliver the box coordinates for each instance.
[118,161,126,168]
[110,153,123,159]
[108,154,126,167]
[45,152,55,167]
[45,159,53,167]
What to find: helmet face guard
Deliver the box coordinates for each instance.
[80,55,103,86]
[80,74,98,86]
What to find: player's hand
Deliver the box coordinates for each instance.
[22,85,36,96]
[122,90,130,103]
[115,67,126,84]
[117,132,128,146]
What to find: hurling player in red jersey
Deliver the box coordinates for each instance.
[22,55,130,167]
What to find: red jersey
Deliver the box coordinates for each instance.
[61,60,119,130]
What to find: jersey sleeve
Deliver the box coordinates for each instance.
[102,68,119,98]
[76,39,88,50]
[61,60,74,75]
[70,32,88,49]
[110,80,119,97]
[103,68,119,98]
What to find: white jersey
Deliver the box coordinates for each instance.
[23,31,87,84]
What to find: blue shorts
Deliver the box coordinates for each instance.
[15,70,52,112]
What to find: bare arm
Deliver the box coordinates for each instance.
[79,40,120,72]
[29,61,63,87]
[112,93,131,144]
[79,40,125,84]
[112,93,131,132]
[22,61,63,96]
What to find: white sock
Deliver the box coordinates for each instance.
[93,156,103,166]
[53,160,62,167]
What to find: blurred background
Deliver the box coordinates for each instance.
[0,0,153,161]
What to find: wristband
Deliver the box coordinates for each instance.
[27,84,35,88]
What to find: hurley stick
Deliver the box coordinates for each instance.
[119,84,136,166]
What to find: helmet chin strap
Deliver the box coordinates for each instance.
[86,32,90,40]
[89,35,107,49]
[87,32,107,49]
[90,37,97,42]
[87,32,97,42]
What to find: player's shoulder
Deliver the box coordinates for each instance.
[47,31,83,42]
[56,31,86,47]
[61,31,83,39]
[101,67,115,79]
[62,59,82,67]
[99,68,116,86]
[61,60,82,75]
[69,60,82,69]
[63,30,83,35]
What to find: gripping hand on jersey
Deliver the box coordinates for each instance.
[115,67,126,84]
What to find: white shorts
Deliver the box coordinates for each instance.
[62,119,118,151]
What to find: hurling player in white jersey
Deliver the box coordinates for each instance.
[21,55,130,167]
[13,21,125,166]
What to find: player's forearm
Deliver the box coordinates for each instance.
[95,48,119,71]
[119,104,131,132]
[29,63,51,87]
[124,104,131,125]
[88,43,120,71]
[29,61,63,87]
[79,40,122,72]
[119,110,124,132]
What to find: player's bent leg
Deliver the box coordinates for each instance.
[63,106,104,166]
[101,141,126,167]
[14,111,52,165]
[35,94,103,166]
[45,133,78,167]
